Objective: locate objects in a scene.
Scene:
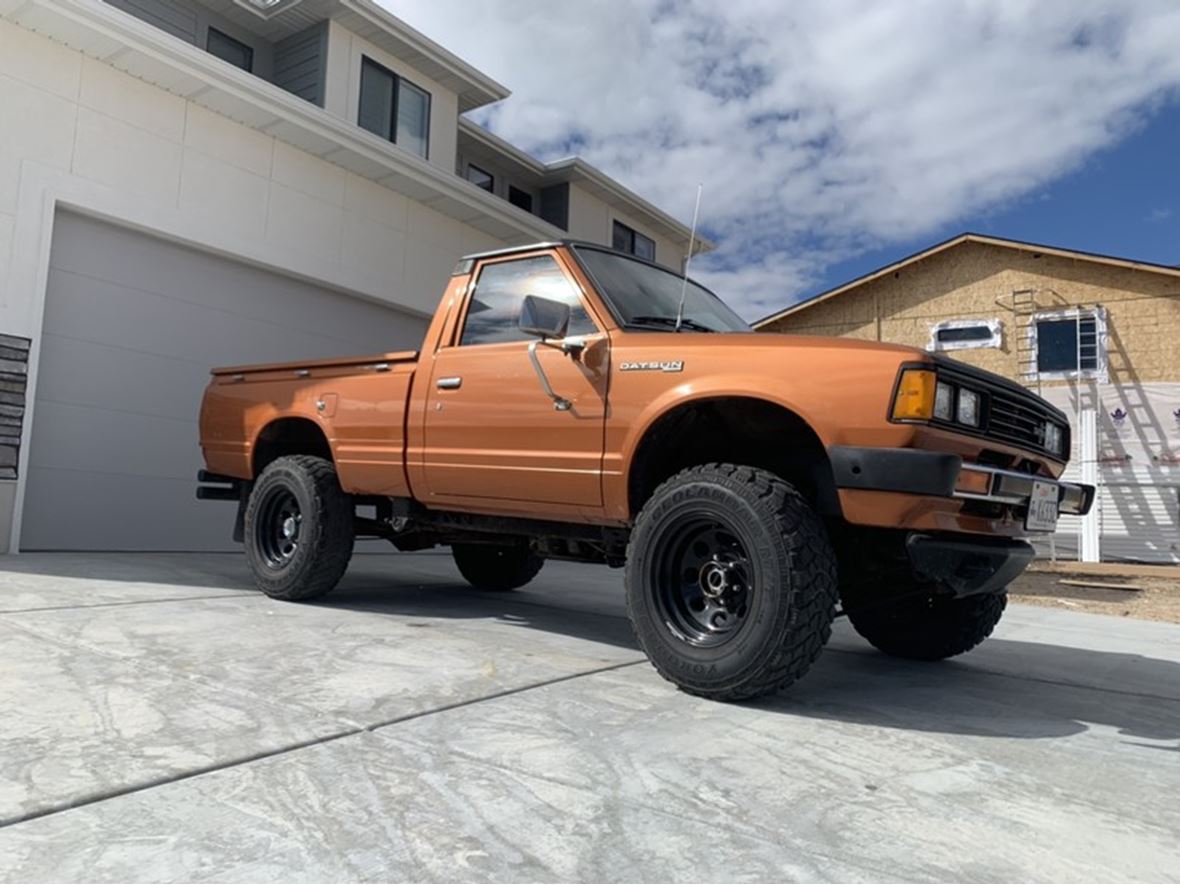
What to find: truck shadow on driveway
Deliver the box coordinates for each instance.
[321,580,1180,749]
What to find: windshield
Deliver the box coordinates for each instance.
[573,247,751,333]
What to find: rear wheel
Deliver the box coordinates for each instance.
[625,463,838,701]
[452,542,544,591]
[244,455,354,601]
[847,589,1007,660]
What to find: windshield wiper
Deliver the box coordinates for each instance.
[628,315,718,333]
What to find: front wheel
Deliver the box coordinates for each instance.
[243,455,354,601]
[625,464,838,701]
[847,589,1007,661]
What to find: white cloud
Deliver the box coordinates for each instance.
[384,0,1180,319]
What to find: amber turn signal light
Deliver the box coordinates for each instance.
[891,368,937,421]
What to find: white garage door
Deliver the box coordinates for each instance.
[21,212,429,551]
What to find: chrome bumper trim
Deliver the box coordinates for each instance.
[952,464,1095,516]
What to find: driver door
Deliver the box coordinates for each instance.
[421,252,610,513]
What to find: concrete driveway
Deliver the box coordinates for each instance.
[0,552,1177,882]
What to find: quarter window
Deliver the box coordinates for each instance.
[206,28,254,72]
[612,220,656,262]
[358,57,431,159]
[460,256,597,347]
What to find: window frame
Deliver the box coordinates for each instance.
[466,164,494,192]
[928,318,1003,352]
[206,27,255,73]
[357,56,431,160]
[452,252,603,349]
[1029,307,1107,382]
[611,219,656,262]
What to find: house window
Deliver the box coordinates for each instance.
[206,28,254,72]
[1033,308,1105,377]
[358,57,431,159]
[466,165,494,192]
[612,220,656,262]
[508,185,534,213]
[929,319,1002,352]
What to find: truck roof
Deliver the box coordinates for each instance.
[453,240,604,275]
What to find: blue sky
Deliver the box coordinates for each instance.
[391,1,1180,320]
[810,103,1180,309]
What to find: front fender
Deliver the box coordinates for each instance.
[618,373,834,477]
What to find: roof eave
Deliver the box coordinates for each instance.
[340,0,509,111]
[547,157,716,254]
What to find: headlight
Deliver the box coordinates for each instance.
[891,368,986,430]
[934,382,955,421]
[1044,422,1064,455]
[957,389,981,427]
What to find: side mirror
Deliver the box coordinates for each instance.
[519,295,570,341]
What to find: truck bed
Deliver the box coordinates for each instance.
[200,350,419,497]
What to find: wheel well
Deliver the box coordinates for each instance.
[627,398,839,518]
[252,418,332,476]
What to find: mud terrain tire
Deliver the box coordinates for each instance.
[625,463,838,701]
[452,542,545,591]
[244,455,354,601]
[848,590,1007,661]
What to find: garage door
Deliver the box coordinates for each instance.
[21,212,429,551]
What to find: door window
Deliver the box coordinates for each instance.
[459,255,597,346]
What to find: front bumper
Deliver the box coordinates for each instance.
[829,446,1095,527]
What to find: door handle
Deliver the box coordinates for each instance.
[436,376,462,390]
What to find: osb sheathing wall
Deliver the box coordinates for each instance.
[760,242,1180,385]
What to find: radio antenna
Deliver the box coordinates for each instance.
[674,183,703,333]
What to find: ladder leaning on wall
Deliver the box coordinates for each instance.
[1008,289,1102,562]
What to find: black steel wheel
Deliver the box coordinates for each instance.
[244,455,354,601]
[254,486,303,569]
[651,517,753,648]
[625,463,838,701]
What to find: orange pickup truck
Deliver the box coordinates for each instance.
[198,241,1094,700]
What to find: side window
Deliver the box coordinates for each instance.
[460,256,597,347]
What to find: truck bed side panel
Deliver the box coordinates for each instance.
[200,354,416,497]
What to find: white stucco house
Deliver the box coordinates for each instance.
[0,0,708,552]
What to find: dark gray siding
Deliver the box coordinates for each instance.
[101,0,276,79]
[273,22,328,106]
[105,0,198,43]
[0,334,30,481]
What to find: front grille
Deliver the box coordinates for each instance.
[987,395,1048,451]
[932,356,1068,460]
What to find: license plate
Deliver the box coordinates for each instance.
[1025,480,1060,532]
